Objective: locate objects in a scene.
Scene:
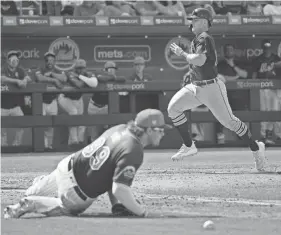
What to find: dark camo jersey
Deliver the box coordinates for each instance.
[1,66,26,109]
[64,70,92,100]
[72,124,144,198]
[252,53,280,79]
[184,31,218,84]
[35,67,64,104]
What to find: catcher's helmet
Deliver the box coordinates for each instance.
[186,8,213,27]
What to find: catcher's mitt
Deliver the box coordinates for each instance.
[111,201,141,217]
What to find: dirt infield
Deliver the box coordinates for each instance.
[1,148,281,235]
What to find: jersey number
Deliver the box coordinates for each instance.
[82,137,110,171]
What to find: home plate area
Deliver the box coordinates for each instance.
[1,148,281,235]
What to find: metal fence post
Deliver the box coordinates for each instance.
[32,92,45,152]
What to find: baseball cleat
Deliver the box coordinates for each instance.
[3,198,29,219]
[171,142,198,161]
[252,141,268,172]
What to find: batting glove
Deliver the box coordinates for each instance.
[170,43,185,57]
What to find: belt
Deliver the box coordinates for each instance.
[68,158,87,201]
[192,78,218,87]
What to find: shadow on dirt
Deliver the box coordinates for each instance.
[19,212,223,220]
[78,212,223,219]
[203,171,281,175]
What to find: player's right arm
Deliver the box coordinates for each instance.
[217,61,239,82]
[111,147,146,217]
[35,68,58,83]
[112,182,145,216]
[95,71,116,82]
[77,71,98,88]
[171,35,214,67]
[1,67,28,87]
[1,74,20,85]
[35,68,63,88]
[251,57,260,79]
[68,71,85,88]
[51,69,67,83]
[107,189,119,206]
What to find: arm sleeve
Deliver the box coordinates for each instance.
[113,145,143,187]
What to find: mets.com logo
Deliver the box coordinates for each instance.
[94,45,151,62]
[165,37,191,70]
[48,37,80,71]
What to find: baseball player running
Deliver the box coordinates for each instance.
[4,109,171,219]
[167,8,267,171]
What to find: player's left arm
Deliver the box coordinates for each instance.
[182,52,206,67]
[68,71,85,88]
[273,55,281,68]
[18,67,32,84]
[232,66,248,78]
[51,70,67,83]
[111,148,145,217]
[77,71,98,88]
[229,61,248,78]
[22,68,32,83]
[107,189,119,206]
[170,40,207,66]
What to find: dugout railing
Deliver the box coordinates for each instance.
[1,79,281,152]
[2,15,281,152]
